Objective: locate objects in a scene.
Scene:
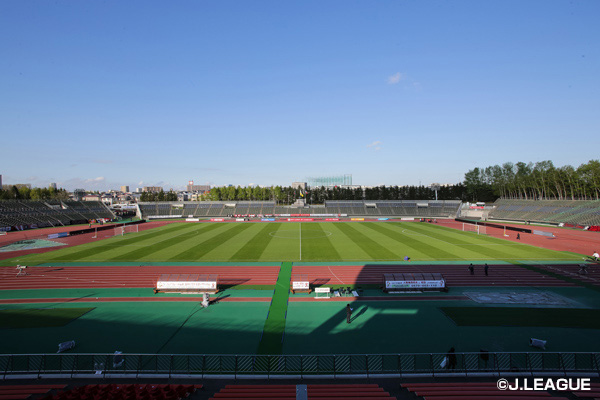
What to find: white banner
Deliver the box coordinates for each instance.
[292,281,310,290]
[157,281,217,290]
[314,287,331,293]
[385,280,445,289]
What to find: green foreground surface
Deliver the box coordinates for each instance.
[441,307,600,328]
[0,307,94,328]
[1,285,600,355]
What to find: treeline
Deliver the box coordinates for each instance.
[139,190,178,202]
[0,185,70,200]
[464,160,600,201]
[202,184,467,204]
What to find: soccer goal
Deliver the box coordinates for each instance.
[114,225,139,236]
[462,223,486,235]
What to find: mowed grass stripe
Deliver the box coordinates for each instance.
[398,223,519,260]
[40,223,193,262]
[231,223,283,261]
[324,223,372,260]
[300,223,341,261]
[402,223,569,260]
[432,224,579,260]
[260,225,303,261]
[334,222,398,260]
[145,223,237,261]
[141,224,232,261]
[362,222,460,260]
[204,222,273,261]
[168,223,254,261]
[382,222,486,260]
[108,223,220,261]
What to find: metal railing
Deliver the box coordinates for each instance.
[1,352,599,378]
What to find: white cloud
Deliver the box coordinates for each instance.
[367,140,382,150]
[84,176,106,183]
[387,72,403,84]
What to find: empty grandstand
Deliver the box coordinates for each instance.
[137,200,462,219]
[488,199,600,226]
[0,200,114,231]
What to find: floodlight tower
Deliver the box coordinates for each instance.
[430,183,441,200]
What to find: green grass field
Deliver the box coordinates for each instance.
[4,222,582,265]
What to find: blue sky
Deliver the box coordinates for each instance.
[2,1,598,191]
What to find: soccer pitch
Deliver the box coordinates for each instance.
[9,221,581,264]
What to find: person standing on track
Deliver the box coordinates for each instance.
[516,233,520,240]
[484,263,489,276]
[593,251,599,262]
[468,264,474,275]
[346,304,353,324]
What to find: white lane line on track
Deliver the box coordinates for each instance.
[327,266,345,285]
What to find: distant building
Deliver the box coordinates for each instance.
[83,194,101,202]
[143,186,163,193]
[0,175,2,189]
[73,189,86,201]
[186,184,210,192]
[121,185,130,193]
[136,188,142,193]
[292,182,307,191]
[49,183,57,190]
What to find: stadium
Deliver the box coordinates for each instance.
[3,0,600,398]
[1,197,600,399]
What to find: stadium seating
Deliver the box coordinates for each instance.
[40,383,202,400]
[137,200,462,219]
[488,199,600,226]
[209,384,395,400]
[0,200,114,230]
[0,384,66,400]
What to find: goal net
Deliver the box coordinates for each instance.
[462,223,486,235]
[114,225,139,236]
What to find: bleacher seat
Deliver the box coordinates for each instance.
[40,383,201,400]
[209,384,395,400]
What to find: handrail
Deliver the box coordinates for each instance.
[1,352,600,378]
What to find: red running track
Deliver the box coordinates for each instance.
[536,263,600,287]
[0,265,280,290]
[292,264,578,287]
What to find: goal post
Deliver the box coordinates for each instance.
[462,223,486,235]
[114,225,139,237]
